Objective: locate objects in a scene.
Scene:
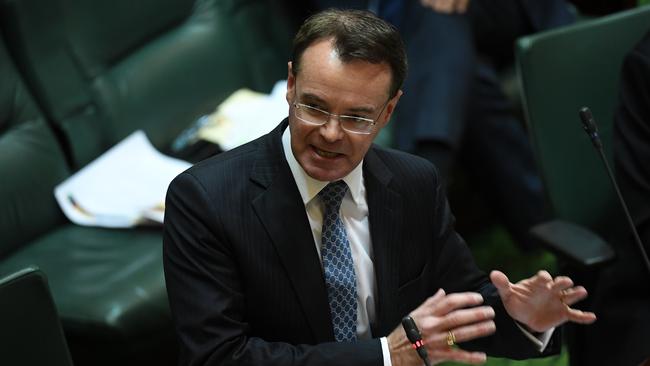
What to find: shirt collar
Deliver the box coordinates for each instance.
[282,126,365,206]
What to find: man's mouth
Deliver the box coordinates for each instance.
[315,147,341,158]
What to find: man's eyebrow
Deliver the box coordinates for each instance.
[300,92,376,114]
[300,93,326,105]
[345,106,375,115]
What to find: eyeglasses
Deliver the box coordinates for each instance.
[292,102,387,135]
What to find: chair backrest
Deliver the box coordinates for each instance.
[516,5,650,236]
[0,267,73,366]
[0,0,294,168]
[0,30,69,258]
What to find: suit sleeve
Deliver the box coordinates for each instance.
[163,171,383,366]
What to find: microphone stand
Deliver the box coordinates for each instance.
[579,107,650,278]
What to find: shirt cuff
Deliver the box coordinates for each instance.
[515,322,555,352]
[380,337,393,366]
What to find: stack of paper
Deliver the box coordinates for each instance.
[198,80,289,150]
[55,131,191,228]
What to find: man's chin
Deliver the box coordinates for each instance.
[303,165,348,182]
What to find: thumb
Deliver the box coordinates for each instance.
[490,270,512,300]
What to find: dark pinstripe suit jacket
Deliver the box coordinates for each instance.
[163,119,558,365]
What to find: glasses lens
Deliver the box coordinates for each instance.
[295,104,327,125]
[339,116,373,134]
[294,104,374,134]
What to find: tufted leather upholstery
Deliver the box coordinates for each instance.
[0,31,69,258]
[2,0,293,168]
[0,0,296,364]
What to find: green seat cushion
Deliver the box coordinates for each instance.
[2,0,293,168]
[0,225,169,338]
[0,34,70,257]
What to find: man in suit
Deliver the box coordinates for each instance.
[163,9,595,366]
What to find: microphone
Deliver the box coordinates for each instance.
[579,108,603,149]
[401,316,432,366]
[578,107,650,278]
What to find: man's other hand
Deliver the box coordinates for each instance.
[387,289,495,366]
[490,270,597,333]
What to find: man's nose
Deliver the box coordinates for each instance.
[320,116,345,142]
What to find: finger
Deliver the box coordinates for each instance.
[431,292,484,315]
[436,306,495,330]
[431,346,487,364]
[412,289,446,321]
[534,270,553,284]
[550,276,574,292]
[418,288,446,311]
[566,308,597,324]
[561,286,588,306]
[426,319,496,346]
[428,288,446,304]
[490,270,511,299]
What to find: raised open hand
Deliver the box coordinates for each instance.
[490,270,597,333]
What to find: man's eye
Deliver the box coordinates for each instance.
[305,106,324,114]
[344,116,369,125]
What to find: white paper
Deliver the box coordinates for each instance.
[55,131,191,228]
[198,80,289,150]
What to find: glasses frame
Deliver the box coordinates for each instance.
[292,99,390,135]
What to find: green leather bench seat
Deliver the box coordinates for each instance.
[0,227,168,338]
[0,34,69,258]
[1,0,296,364]
[0,31,174,365]
[0,227,173,365]
[2,0,292,168]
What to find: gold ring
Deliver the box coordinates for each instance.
[559,289,568,304]
[446,330,456,346]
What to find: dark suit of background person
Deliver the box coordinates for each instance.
[163,119,561,365]
[309,0,574,251]
[587,30,650,366]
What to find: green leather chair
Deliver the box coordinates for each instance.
[1,0,293,169]
[516,5,650,365]
[517,6,650,250]
[0,267,73,366]
[0,1,297,364]
[0,29,175,366]
[0,32,70,258]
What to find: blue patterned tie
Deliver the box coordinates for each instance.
[319,181,357,342]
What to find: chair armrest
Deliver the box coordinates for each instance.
[530,219,615,267]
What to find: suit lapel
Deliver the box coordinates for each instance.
[364,148,403,337]
[250,120,334,342]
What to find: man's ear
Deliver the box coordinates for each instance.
[381,89,403,126]
[286,61,295,104]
